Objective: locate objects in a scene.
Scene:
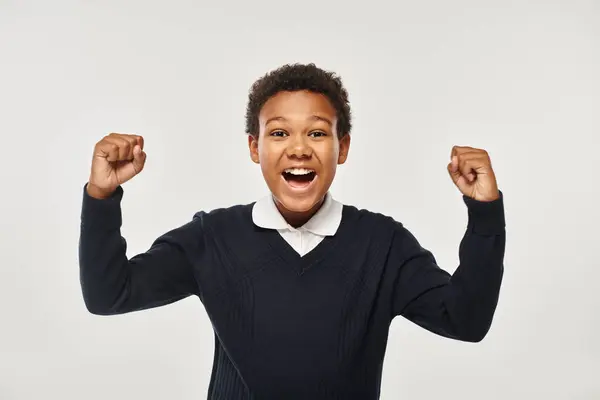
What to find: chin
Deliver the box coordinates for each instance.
[274,186,325,214]
[277,195,322,213]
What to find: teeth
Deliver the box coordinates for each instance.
[284,168,314,175]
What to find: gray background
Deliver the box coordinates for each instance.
[1,0,599,399]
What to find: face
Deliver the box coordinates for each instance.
[248,90,350,219]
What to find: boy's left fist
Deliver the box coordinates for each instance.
[447,145,500,202]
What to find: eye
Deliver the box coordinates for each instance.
[309,131,327,138]
[270,130,288,137]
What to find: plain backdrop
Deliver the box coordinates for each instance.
[1,0,599,399]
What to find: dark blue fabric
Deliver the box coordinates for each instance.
[79,184,505,399]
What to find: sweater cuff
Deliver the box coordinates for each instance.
[80,183,124,229]
[462,190,505,235]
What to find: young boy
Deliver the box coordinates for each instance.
[79,63,505,399]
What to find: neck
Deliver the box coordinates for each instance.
[274,196,325,228]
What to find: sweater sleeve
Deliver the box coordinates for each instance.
[390,191,506,342]
[78,183,202,315]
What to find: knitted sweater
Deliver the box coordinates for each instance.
[78,184,506,399]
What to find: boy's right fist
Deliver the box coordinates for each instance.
[86,133,147,199]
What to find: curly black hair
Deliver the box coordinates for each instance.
[245,63,352,139]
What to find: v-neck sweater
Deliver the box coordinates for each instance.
[78,184,506,400]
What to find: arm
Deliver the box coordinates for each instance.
[391,191,506,342]
[78,183,202,315]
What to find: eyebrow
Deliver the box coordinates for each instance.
[265,115,333,126]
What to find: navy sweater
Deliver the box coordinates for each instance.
[78,184,506,399]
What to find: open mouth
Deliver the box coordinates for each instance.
[281,168,317,190]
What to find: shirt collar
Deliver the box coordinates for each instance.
[252,192,343,236]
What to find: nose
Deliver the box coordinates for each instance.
[285,134,312,159]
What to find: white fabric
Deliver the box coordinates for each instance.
[252,192,343,257]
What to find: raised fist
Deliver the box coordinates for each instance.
[86,133,146,199]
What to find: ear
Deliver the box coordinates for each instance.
[337,134,351,164]
[248,134,260,164]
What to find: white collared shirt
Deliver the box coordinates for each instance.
[252,192,344,257]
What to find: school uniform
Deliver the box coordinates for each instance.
[79,184,505,399]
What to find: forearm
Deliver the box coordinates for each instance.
[78,184,131,315]
[440,190,506,340]
[445,220,505,341]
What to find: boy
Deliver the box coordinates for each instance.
[79,63,505,399]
